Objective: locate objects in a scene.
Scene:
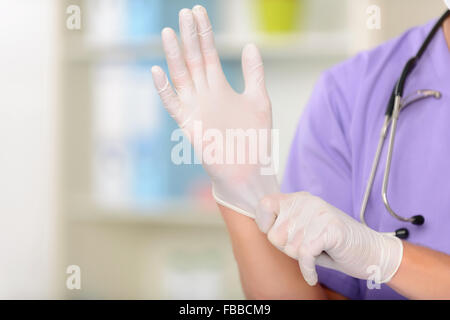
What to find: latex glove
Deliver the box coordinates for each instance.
[256,192,403,286]
[151,6,279,218]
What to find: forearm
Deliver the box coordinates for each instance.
[218,204,326,299]
[389,241,450,299]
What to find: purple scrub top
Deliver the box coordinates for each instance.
[281,19,450,300]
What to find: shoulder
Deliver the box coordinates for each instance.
[320,19,436,112]
[298,19,438,161]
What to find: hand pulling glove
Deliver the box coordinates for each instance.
[256,192,404,286]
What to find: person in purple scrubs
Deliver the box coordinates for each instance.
[152,5,450,300]
[281,16,450,299]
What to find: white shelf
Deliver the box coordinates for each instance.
[67,197,224,228]
[66,31,351,63]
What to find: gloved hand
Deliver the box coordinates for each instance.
[256,192,404,286]
[151,6,279,218]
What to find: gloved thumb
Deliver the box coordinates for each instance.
[242,43,269,99]
[255,194,281,233]
[298,236,329,286]
[298,247,319,286]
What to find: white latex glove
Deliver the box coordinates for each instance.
[151,6,279,218]
[256,192,404,286]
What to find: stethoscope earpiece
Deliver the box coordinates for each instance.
[395,228,409,239]
[392,216,423,240]
[411,215,425,226]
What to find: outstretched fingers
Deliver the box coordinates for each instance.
[242,43,269,100]
[161,27,193,95]
[192,5,226,87]
[179,8,208,90]
[151,66,182,123]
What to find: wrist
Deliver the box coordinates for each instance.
[212,173,279,219]
[380,235,404,283]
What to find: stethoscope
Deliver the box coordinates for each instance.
[359,10,450,239]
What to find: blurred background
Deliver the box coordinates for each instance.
[0,0,447,299]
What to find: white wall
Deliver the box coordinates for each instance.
[0,0,60,298]
[347,0,447,52]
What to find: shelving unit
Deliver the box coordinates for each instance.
[67,195,224,227]
[66,31,351,63]
[70,209,223,227]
